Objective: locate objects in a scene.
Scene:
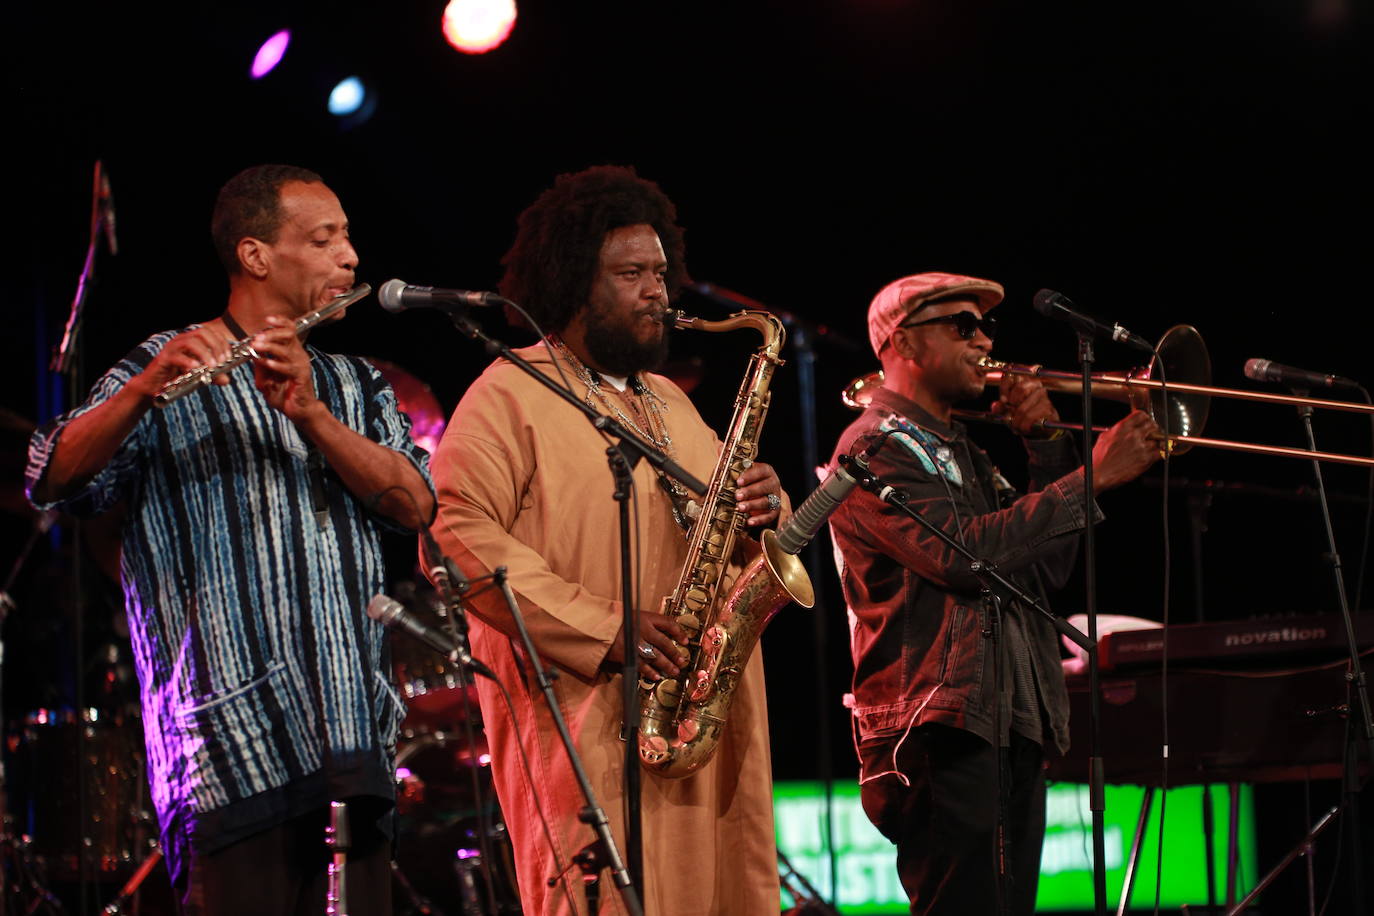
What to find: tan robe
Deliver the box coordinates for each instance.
[430,343,779,915]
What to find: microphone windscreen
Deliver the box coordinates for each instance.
[378,279,408,313]
[1032,289,1061,315]
[367,593,403,623]
[1242,358,1270,382]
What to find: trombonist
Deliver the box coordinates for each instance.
[26,164,433,916]
[826,272,1159,915]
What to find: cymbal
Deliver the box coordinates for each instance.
[368,359,447,455]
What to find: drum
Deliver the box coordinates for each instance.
[13,707,154,879]
[392,729,521,914]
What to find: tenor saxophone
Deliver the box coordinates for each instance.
[637,309,815,778]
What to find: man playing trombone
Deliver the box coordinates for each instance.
[827,272,1160,915]
[26,164,433,915]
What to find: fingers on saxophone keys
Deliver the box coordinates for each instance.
[637,640,680,680]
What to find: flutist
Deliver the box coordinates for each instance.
[27,164,434,916]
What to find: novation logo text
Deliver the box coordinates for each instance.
[1223,625,1328,648]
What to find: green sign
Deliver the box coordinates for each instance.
[774,780,1257,912]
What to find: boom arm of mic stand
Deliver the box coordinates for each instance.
[839,454,1096,655]
[442,308,706,497]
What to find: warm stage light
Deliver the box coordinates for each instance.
[441,0,517,54]
[250,30,291,79]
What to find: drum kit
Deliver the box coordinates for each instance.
[385,582,521,916]
[371,362,520,914]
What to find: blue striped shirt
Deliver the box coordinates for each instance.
[26,328,433,880]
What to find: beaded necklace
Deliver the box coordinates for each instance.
[551,336,695,531]
[552,336,675,454]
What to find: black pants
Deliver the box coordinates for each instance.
[859,724,1047,916]
[176,804,392,916]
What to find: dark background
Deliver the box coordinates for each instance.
[6,1,1372,911]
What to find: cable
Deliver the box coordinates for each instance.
[1153,351,1173,915]
[1348,384,1373,613]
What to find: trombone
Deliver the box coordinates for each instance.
[842,325,1374,468]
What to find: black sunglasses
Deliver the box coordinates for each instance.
[899,311,997,341]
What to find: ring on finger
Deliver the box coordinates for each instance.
[637,642,656,660]
[765,493,782,511]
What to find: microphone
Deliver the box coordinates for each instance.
[1032,289,1153,353]
[378,278,507,313]
[368,593,458,657]
[774,462,861,555]
[367,594,494,678]
[771,434,890,555]
[97,162,117,256]
[1244,358,1358,391]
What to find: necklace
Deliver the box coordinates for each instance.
[552,337,696,531]
[552,337,675,454]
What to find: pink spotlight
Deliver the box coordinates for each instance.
[442,0,517,55]
[251,30,292,79]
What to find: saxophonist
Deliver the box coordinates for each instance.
[428,165,788,915]
[26,165,434,916]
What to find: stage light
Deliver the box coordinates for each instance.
[441,0,517,54]
[328,77,367,116]
[327,76,378,129]
[250,29,291,79]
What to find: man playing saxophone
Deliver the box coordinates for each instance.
[827,272,1160,915]
[27,164,434,915]
[428,165,787,914]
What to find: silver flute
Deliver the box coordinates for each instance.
[152,283,372,407]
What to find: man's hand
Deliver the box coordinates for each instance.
[1092,409,1163,493]
[250,316,321,421]
[735,461,789,527]
[131,326,236,401]
[991,374,1060,438]
[607,614,690,681]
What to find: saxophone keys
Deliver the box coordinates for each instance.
[688,670,713,702]
[654,679,681,705]
[639,734,670,765]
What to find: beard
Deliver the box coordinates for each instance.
[582,304,672,376]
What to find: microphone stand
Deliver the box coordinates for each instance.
[48,159,113,916]
[1252,394,1373,914]
[442,308,704,913]
[1077,332,1110,916]
[490,566,645,916]
[788,319,839,905]
[420,532,502,916]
